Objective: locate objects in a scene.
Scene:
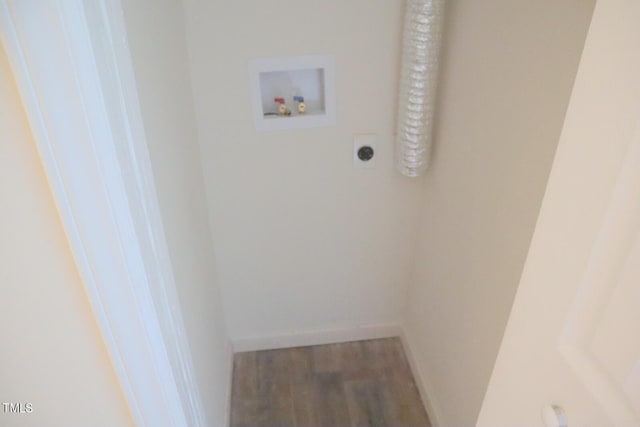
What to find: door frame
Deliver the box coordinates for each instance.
[0,1,207,425]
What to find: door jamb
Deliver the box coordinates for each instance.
[0,1,207,425]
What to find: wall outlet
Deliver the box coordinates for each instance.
[353,134,376,168]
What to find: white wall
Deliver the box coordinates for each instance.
[120,1,232,424]
[0,44,133,427]
[183,0,424,343]
[403,1,595,425]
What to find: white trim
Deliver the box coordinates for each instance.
[223,342,234,427]
[81,3,207,425]
[232,323,402,353]
[0,1,206,426]
[400,327,445,427]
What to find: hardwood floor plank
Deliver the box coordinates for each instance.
[257,350,296,426]
[337,340,366,375]
[232,352,258,398]
[290,378,321,427]
[261,380,295,427]
[315,372,352,427]
[344,379,387,427]
[231,338,430,427]
[363,338,398,373]
[230,397,264,427]
[312,343,342,373]
[257,349,291,384]
[388,337,412,373]
[380,378,431,427]
[288,346,314,383]
[231,352,259,427]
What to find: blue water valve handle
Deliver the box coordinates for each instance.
[293,96,304,102]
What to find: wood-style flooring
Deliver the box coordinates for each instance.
[230,337,431,427]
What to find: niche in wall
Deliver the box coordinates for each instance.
[249,55,336,131]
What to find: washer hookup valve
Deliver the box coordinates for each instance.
[274,97,291,116]
[293,96,306,114]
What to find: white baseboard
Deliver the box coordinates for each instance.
[400,327,444,427]
[231,323,402,353]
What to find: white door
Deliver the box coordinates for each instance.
[476,1,640,426]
